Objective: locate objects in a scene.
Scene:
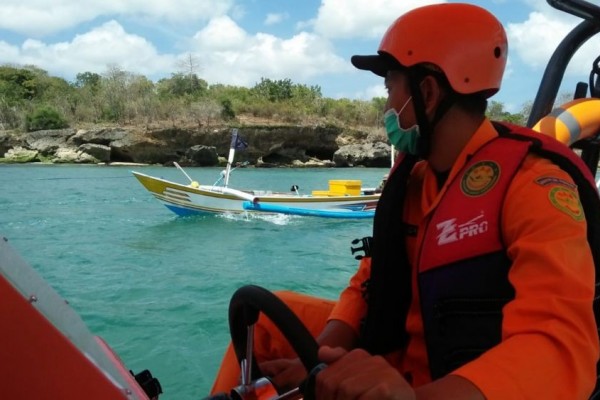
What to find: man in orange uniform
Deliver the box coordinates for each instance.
[211,3,599,399]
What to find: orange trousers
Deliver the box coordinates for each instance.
[210,291,336,394]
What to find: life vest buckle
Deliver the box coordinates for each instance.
[350,237,373,260]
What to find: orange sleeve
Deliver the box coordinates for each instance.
[452,156,599,399]
[327,257,371,334]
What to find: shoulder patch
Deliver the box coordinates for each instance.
[548,186,585,221]
[461,161,500,197]
[535,176,577,189]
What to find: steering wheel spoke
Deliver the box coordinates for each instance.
[228,285,321,397]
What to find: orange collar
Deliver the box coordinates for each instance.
[421,119,499,214]
[449,118,499,179]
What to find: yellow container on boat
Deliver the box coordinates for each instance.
[328,180,362,196]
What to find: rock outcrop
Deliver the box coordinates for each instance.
[0,124,392,168]
[333,142,391,167]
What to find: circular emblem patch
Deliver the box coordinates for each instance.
[549,186,584,221]
[461,161,500,196]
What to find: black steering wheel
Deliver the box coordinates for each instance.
[228,285,321,395]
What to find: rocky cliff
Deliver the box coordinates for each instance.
[0,124,392,168]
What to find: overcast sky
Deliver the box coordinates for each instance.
[1,0,599,113]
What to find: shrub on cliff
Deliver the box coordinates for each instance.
[221,99,236,120]
[24,106,69,132]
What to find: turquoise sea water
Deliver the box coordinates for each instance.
[0,164,385,399]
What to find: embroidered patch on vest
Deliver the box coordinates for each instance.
[461,161,500,196]
[549,186,585,221]
[534,176,577,189]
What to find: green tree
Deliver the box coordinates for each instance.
[75,72,101,93]
[291,83,322,102]
[221,99,236,120]
[24,106,69,131]
[209,84,252,115]
[0,65,38,104]
[125,75,158,124]
[157,73,208,99]
[252,78,294,102]
[98,64,130,122]
[71,73,103,122]
[486,100,526,125]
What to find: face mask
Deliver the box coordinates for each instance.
[383,96,420,155]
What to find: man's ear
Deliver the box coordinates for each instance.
[419,75,443,116]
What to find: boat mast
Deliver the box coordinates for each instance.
[224,129,246,187]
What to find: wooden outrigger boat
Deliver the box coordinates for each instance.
[132,170,379,219]
[132,129,380,219]
[3,0,600,399]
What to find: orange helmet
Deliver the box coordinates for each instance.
[351,3,508,98]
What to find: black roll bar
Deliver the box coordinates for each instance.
[528,0,600,127]
[548,0,600,22]
[526,1,600,177]
[527,20,600,127]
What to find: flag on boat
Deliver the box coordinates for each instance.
[230,129,248,151]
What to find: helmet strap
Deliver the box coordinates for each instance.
[407,69,433,158]
[430,92,457,134]
[407,69,456,159]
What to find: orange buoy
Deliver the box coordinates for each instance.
[533,98,600,146]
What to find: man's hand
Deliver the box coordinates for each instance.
[259,357,306,392]
[316,346,415,400]
[257,319,360,394]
